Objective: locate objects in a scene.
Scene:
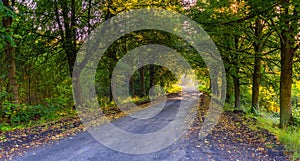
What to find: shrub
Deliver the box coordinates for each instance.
[0,96,74,126]
[10,104,45,125]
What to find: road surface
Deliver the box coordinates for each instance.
[12,90,288,161]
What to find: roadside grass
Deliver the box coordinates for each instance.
[242,109,300,160]
[223,102,300,160]
[257,114,300,160]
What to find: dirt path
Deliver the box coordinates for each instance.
[1,93,289,161]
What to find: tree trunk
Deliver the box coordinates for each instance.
[279,44,293,128]
[28,77,31,105]
[252,56,261,111]
[233,76,240,108]
[150,65,155,88]
[130,76,135,97]
[210,70,219,97]
[62,5,77,77]
[225,84,232,103]
[233,35,240,108]
[278,0,298,128]
[72,68,83,106]
[2,0,19,105]
[109,84,113,101]
[252,19,263,111]
[54,0,77,77]
[139,66,145,96]
[225,69,232,103]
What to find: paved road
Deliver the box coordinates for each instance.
[14,90,206,161]
[12,89,288,161]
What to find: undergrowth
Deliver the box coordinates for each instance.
[0,85,182,132]
[0,97,76,131]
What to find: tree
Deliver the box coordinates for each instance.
[275,0,300,128]
[250,0,300,127]
[250,19,263,111]
[2,0,19,105]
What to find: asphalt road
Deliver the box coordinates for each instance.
[11,88,288,161]
[14,89,206,161]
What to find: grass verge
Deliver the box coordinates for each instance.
[244,111,300,160]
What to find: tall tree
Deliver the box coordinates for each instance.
[275,0,300,128]
[53,0,77,77]
[251,19,264,111]
[2,0,19,105]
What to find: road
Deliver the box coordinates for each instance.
[12,90,288,161]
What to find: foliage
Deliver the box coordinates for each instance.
[0,97,75,130]
[0,0,300,158]
[165,84,182,94]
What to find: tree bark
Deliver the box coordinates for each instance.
[130,76,135,97]
[139,66,145,96]
[2,0,19,105]
[210,69,219,97]
[278,0,298,128]
[72,68,83,106]
[233,76,240,108]
[233,35,240,108]
[252,56,261,110]
[150,65,155,88]
[279,40,293,128]
[54,0,77,77]
[225,68,232,103]
[252,19,263,111]
[62,1,77,77]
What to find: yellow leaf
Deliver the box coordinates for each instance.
[109,8,116,15]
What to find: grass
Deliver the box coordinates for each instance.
[244,111,300,160]
[223,103,300,160]
[279,129,300,160]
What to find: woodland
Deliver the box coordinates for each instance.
[1,0,300,160]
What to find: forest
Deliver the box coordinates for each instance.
[0,0,300,160]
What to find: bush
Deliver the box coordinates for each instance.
[1,97,74,126]
[273,112,280,117]
[0,91,11,106]
[1,102,19,120]
[292,109,300,126]
[45,97,70,109]
[10,104,45,125]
